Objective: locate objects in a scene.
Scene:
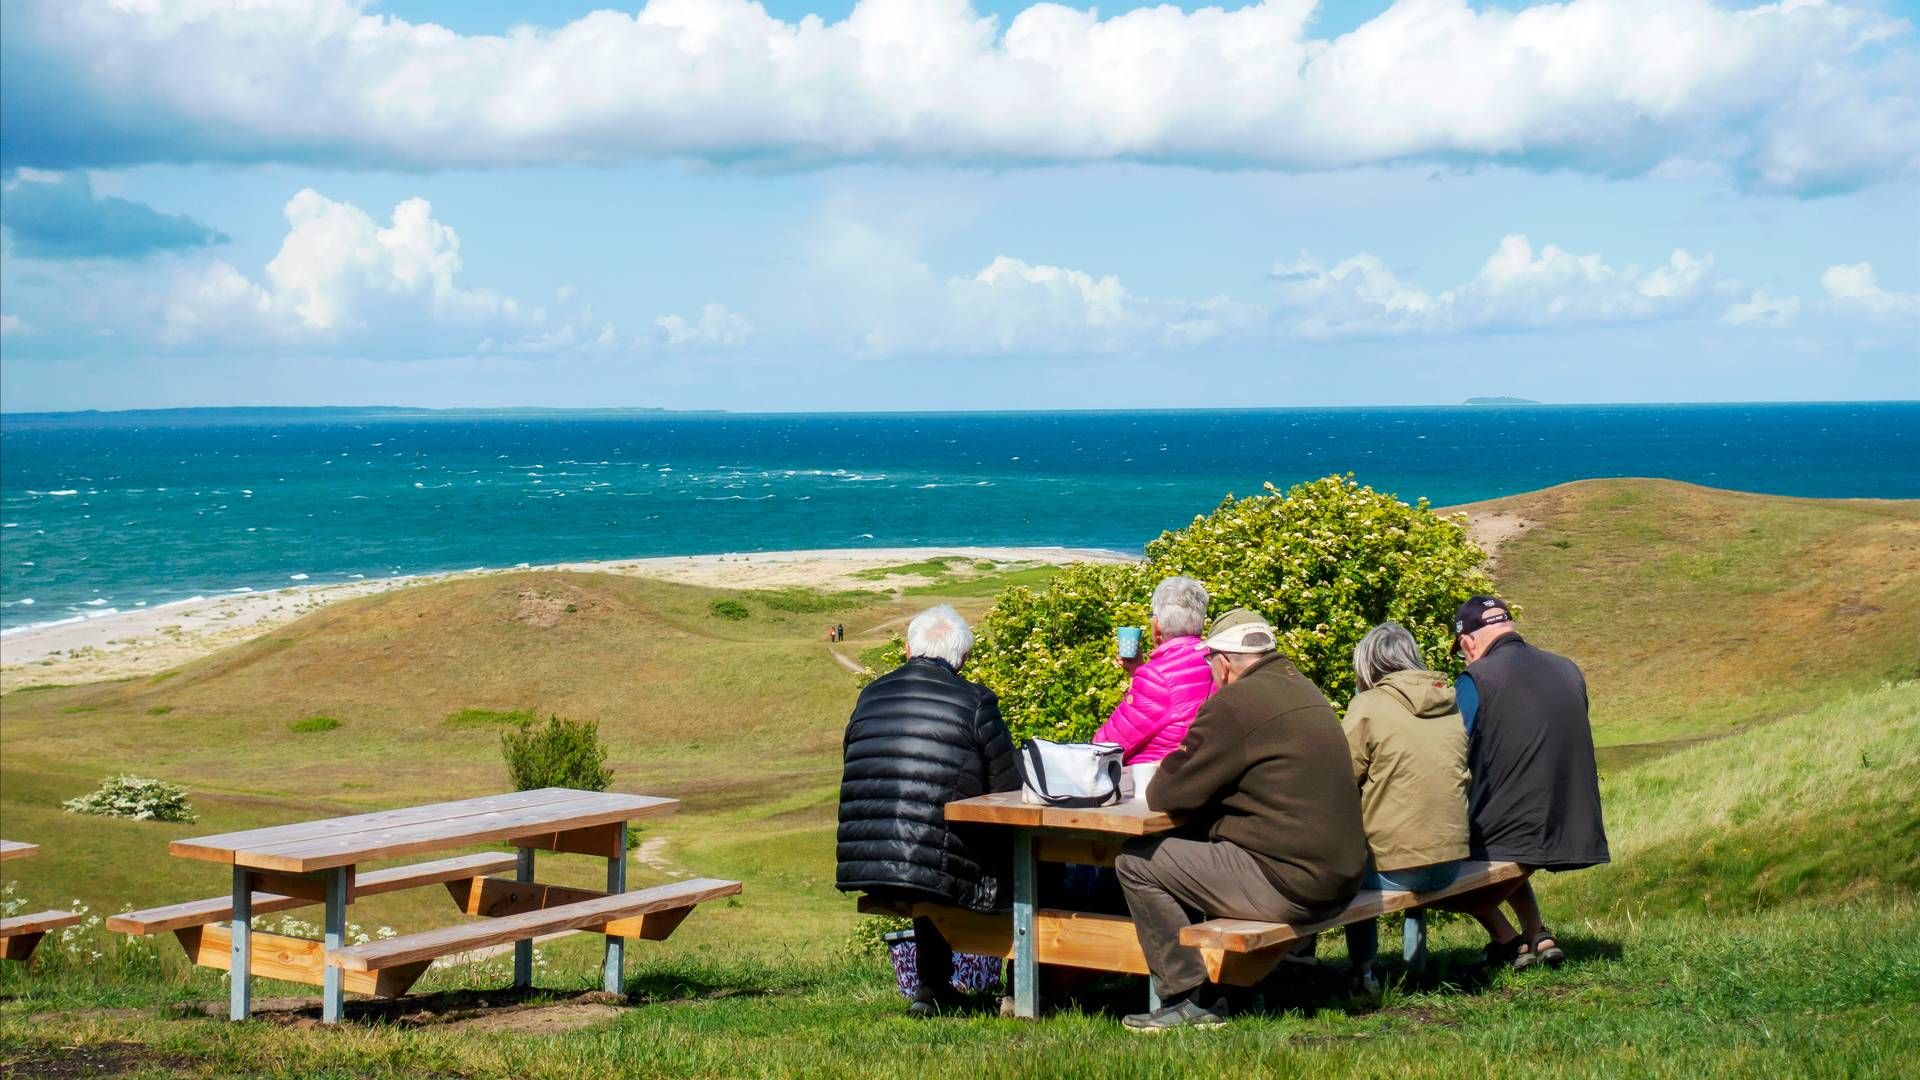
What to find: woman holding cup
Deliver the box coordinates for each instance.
[1094,576,1217,766]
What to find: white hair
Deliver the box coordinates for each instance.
[1151,576,1209,638]
[906,604,974,667]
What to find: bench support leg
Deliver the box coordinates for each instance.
[1011,829,1038,1020]
[603,827,627,995]
[513,848,534,989]
[230,866,251,1022]
[322,867,348,1024]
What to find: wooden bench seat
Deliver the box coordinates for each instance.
[333,877,742,973]
[1179,860,1524,982]
[858,860,1523,988]
[1,910,87,962]
[107,852,521,935]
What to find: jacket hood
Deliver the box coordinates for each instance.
[1375,669,1457,718]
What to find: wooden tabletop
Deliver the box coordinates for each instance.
[945,791,1177,835]
[0,839,41,862]
[169,788,677,873]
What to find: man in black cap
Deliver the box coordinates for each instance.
[1446,596,1608,971]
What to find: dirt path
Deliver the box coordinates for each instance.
[826,647,864,675]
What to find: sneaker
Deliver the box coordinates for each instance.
[1122,997,1230,1033]
[1347,965,1384,1004]
[907,989,965,1017]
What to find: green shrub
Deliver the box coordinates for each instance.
[62,774,196,822]
[502,715,613,792]
[709,599,751,621]
[855,635,907,686]
[290,715,341,734]
[968,475,1496,743]
[144,705,174,716]
[446,707,538,730]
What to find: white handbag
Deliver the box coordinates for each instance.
[1019,738,1127,807]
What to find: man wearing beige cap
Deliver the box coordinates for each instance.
[1114,608,1369,1031]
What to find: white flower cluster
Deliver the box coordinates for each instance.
[61,774,196,823]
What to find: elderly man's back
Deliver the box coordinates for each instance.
[836,655,1020,911]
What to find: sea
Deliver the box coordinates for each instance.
[2,403,1916,634]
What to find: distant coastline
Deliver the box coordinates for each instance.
[1464,396,1542,405]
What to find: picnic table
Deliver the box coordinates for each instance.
[861,792,1522,1019]
[108,788,741,1023]
[0,838,85,964]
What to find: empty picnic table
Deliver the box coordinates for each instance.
[109,788,741,1024]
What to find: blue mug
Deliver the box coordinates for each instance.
[1116,625,1144,659]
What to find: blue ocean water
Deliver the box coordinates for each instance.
[2,403,1916,632]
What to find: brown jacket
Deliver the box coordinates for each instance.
[1146,653,1368,910]
[1343,670,1470,872]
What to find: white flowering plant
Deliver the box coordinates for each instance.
[969,474,1497,744]
[62,774,197,823]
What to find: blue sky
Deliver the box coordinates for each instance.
[1,0,1916,412]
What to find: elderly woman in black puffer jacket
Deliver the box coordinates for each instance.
[836,604,1022,1015]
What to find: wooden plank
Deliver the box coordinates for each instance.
[0,840,41,862]
[249,867,354,903]
[333,877,741,971]
[169,788,605,864]
[446,877,606,918]
[1180,861,1524,952]
[234,793,676,873]
[856,895,916,917]
[510,821,625,859]
[2,933,46,962]
[178,925,428,997]
[1032,911,1149,975]
[109,852,520,935]
[603,906,693,941]
[0,910,84,938]
[944,792,1175,835]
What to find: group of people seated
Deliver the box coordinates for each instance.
[835,577,1609,1031]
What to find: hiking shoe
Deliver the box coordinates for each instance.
[1122,998,1230,1033]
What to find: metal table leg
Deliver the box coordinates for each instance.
[513,847,535,989]
[322,867,348,1023]
[229,866,251,1021]
[603,824,627,994]
[1011,829,1038,1019]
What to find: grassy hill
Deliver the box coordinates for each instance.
[2,478,1916,1076]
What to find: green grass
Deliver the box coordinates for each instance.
[2,482,1916,1076]
[289,716,342,734]
[851,557,967,581]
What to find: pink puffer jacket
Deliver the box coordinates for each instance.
[1093,635,1217,764]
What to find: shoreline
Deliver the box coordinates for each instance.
[0,546,1134,690]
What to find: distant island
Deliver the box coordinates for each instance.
[1463,396,1541,405]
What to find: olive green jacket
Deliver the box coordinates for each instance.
[1343,670,1470,872]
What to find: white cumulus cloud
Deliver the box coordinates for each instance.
[657,304,755,348]
[0,313,23,336]
[1272,234,1721,339]
[2,0,1914,193]
[161,189,530,348]
[1821,261,1920,318]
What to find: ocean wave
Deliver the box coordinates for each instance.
[32,490,80,496]
[82,598,109,606]
[289,573,310,580]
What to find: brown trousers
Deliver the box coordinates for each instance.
[1115,836,1322,997]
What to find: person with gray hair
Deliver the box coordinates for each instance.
[836,605,1021,1016]
[1339,621,1469,994]
[1092,576,1217,763]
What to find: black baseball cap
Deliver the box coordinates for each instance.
[1451,596,1513,654]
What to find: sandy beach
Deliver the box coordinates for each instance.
[0,546,1133,690]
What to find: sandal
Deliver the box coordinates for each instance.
[1483,936,1532,972]
[1529,927,1565,969]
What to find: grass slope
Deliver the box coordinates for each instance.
[2,479,1916,1076]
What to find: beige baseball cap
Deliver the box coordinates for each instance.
[1194,608,1278,654]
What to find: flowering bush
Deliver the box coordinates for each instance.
[61,774,197,822]
[969,475,1496,743]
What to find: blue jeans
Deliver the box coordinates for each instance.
[1345,860,1462,972]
